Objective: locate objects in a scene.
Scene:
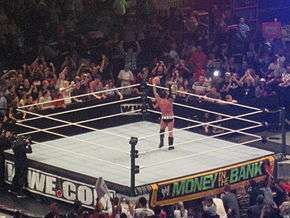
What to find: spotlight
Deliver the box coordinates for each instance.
[213,70,221,77]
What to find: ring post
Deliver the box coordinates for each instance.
[280,107,287,155]
[140,82,148,121]
[129,137,139,195]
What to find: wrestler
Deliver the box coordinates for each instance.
[152,78,176,150]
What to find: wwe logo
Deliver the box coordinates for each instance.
[160,185,170,199]
[120,104,142,115]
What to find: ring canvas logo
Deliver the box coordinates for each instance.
[5,160,115,208]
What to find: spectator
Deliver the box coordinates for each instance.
[238,18,250,40]
[202,197,219,218]
[0,91,7,115]
[191,45,208,80]
[279,64,290,87]
[111,197,123,218]
[39,90,54,110]
[151,61,167,85]
[99,54,113,81]
[192,75,211,95]
[60,81,75,105]
[136,67,150,84]
[247,194,264,218]
[221,185,240,218]
[213,196,228,218]
[279,201,290,217]
[173,202,188,218]
[248,180,263,206]
[175,59,191,81]
[104,81,123,100]
[118,67,135,96]
[239,69,256,98]
[260,179,277,208]
[153,205,167,218]
[255,78,273,98]
[120,41,141,72]
[118,67,134,87]
[66,200,83,218]
[45,203,61,218]
[260,205,282,218]
[133,197,154,217]
[225,94,237,103]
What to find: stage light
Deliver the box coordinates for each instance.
[213,70,220,77]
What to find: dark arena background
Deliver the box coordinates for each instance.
[0,0,290,217]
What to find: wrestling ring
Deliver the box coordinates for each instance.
[9,82,275,207]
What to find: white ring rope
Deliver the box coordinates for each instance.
[19,83,140,109]
[30,140,130,169]
[17,108,133,140]
[172,99,261,125]
[18,122,130,155]
[140,138,262,170]
[148,96,261,125]
[20,96,141,123]
[140,124,262,155]
[139,119,262,155]
[147,95,261,130]
[19,109,142,136]
[142,109,262,142]
[147,83,262,111]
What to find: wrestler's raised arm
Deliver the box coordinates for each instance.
[152,77,161,100]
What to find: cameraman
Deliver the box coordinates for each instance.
[0,123,15,191]
[10,135,32,198]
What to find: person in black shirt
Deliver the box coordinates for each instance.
[0,123,14,191]
[247,195,264,218]
[9,135,32,198]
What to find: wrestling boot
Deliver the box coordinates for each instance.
[159,130,165,148]
[168,137,174,150]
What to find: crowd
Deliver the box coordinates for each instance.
[1,3,290,122]
[40,177,290,218]
[1,0,290,218]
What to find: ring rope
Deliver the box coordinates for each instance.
[140,138,262,170]
[148,96,261,125]
[19,83,140,109]
[173,124,262,147]
[148,96,261,126]
[142,109,262,141]
[19,109,142,136]
[20,96,141,123]
[139,118,262,155]
[30,140,130,169]
[17,108,133,140]
[173,99,261,125]
[147,83,262,111]
[18,122,130,155]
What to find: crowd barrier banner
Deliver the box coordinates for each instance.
[149,155,275,207]
[5,160,115,209]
